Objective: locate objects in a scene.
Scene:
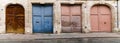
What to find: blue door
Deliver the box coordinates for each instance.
[32,4,53,33]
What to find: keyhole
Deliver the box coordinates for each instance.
[104,22,106,24]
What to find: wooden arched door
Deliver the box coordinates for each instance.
[90,5,112,32]
[6,4,25,34]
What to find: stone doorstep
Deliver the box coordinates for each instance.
[0,33,119,39]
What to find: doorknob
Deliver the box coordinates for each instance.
[104,22,106,24]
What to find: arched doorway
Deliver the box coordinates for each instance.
[90,5,112,32]
[6,4,25,34]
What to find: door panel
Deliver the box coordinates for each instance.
[99,15,111,32]
[61,5,70,16]
[6,17,15,33]
[61,16,70,27]
[90,6,98,14]
[91,14,99,32]
[62,27,72,33]
[71,5,81,15]
[72,27,81,32]
[71,16,81,27]
[44,17,53,32]
[61,16,71,32]
[44,5,53,16]
[33,17,42,33]
[32,5,42,16]
[99,6,111,14]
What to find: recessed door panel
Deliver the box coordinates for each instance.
[99,15,111,32]
[91,14,99,32]
[61,16,71,32]
[99,6,111,14]
[61,5,70,16]
[44,17,53,33]
[71,5,81,15]
[91,6,98,14]
[44,5,53,16]
[62,27,72,33]
[32,4,42,16]
[33,17,42,33]
[71,16,81,27]
[72,27,81,32]
[61,16,70,27]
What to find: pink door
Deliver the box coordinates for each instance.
[91,5,112,32]
[61,4,82,33]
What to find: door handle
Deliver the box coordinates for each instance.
[36,21,39,23]
[104,22,106,24]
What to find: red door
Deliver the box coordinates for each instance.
[61,4,82,33]
[91,5,112,32]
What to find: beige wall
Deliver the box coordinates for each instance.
[0,0,118,34]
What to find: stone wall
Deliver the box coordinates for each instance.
[0,0,118,34]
